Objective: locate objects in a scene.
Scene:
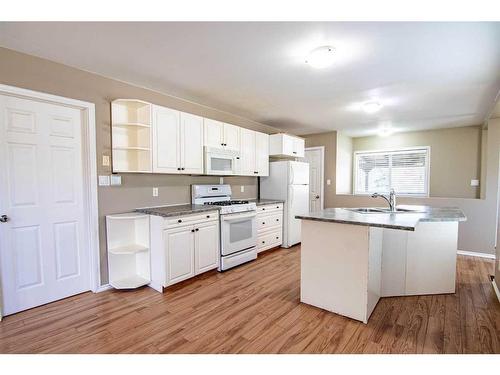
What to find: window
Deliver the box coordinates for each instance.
[354,147,430,196]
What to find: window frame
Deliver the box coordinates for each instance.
[353,146,431,197]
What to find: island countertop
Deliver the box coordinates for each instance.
[295,205,466,231]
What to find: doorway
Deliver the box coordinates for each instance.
[304,147,325,212]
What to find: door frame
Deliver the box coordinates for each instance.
[305,146,325,210]
[0,84,101,295]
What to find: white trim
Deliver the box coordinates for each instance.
[492,279,500,304]
[305,146,325,210]
[457,250,496,259]
[0,84,101,293]
[96,284,112,293]
[353,146,431,197]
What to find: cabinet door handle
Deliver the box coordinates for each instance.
[262,222,265,225]
[191,229,195,232]
[276,237,279,239]
[178,219,182,223]
[206,215,210,218]
[262,241,265,244]
[276,219,279,221]
[181,167,185,170]
[293,151,297,154]
[195,228,199,231]
[177,167,181,171]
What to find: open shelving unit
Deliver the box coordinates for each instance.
[106,213,151,289]
[111,99,152,173]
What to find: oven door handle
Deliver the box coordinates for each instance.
[221,212,257,221]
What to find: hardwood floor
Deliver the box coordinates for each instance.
[1,246,499,353]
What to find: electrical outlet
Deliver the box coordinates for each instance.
[152,187,159,197]
[471,179,480,187]
[110,175,122,186]
[102,155,110,167]
[326,179,331,185]
[240,186,245,193]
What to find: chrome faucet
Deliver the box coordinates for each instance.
[371,189,397,212]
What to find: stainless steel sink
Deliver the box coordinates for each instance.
[344,207,418,214]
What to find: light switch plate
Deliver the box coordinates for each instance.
[326,179,331,185]
[110,175,122,186]
[153,187,159,197]
[102,155,110,167]
[98,175,110,186]
[471,179,480,187]
[240,186,245,193]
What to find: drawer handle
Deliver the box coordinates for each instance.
[276,206,279,208]
[276,219,279,221]
[262,208,265,211]
[178,219,182,223]
[206,215,210,218]
[276,236,279,239]
[262,241,265,244]
[262,222,265,225]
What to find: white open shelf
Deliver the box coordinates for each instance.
[111,99,152,173]
[106,212,151,289]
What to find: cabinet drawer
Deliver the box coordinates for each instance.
[257,203,283,215]
[257,229,282,252]
[165,211,219,228]
[257,212,282,231]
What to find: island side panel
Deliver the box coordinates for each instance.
[300,220,371,323]
[367,227,383,322]
[405,221,458,295]
[380,228,409,297]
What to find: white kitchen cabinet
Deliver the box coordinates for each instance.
[223,123,241,151]
[180,112,204,174]
[194,221,219,274]
[150,211,219,289]
[152,105,204,174]
[204,119,240,151]
[152,105,180,174]
[256,203,283,253]
[165,226,195,285]
[111,99,152,173]
[255,131,270,176]
[239,128,269,176]
[269,133,305,158]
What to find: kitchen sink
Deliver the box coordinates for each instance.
[344,207,418,214]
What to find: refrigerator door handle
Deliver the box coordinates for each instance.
[290,165,295,185]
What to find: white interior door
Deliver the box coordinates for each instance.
[0,94,90,316]
[304,148,324,211]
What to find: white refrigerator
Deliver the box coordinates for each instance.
[260,161,310,248]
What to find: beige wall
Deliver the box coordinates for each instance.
[351,126,482,199]
[0,47,281,284]
[303,121,500,255]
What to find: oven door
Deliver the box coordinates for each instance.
[205,152,238,175]
[220,211,257,256]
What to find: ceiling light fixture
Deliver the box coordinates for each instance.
[363,101,382,114]
[305,46,336,69]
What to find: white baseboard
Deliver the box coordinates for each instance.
[492,278,500,304]
[457,250,496,260]
[96,284,112,293]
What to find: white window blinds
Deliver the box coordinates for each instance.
[354,147,429,196]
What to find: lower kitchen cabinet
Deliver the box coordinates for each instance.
[256,203,284,253]
[149,211,220,290]
[165,226,195,285]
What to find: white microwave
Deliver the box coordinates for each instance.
[204,147,240,175]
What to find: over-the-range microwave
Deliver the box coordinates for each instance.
[204,146,241,175]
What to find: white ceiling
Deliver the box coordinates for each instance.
[0,22,499,136]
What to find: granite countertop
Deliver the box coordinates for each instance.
[295,205,467,231]
[249,199,285,206]
[135,204,220,218]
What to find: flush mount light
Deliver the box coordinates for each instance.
[305,46,336,68]
[363,101,382,114]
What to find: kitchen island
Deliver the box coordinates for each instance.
[296,205,466,323]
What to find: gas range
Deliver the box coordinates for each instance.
[192,184,258,271]
[192,185,256,215]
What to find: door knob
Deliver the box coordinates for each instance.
[315,195,320,199]
[0,215,9,223]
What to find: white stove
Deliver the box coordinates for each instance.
[192,185,257,271]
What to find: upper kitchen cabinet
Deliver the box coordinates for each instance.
[111,99,152,173]
[239,128,269,176]
[152,105,204,174]
[204,119,240,151]
[269,133,305,158]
